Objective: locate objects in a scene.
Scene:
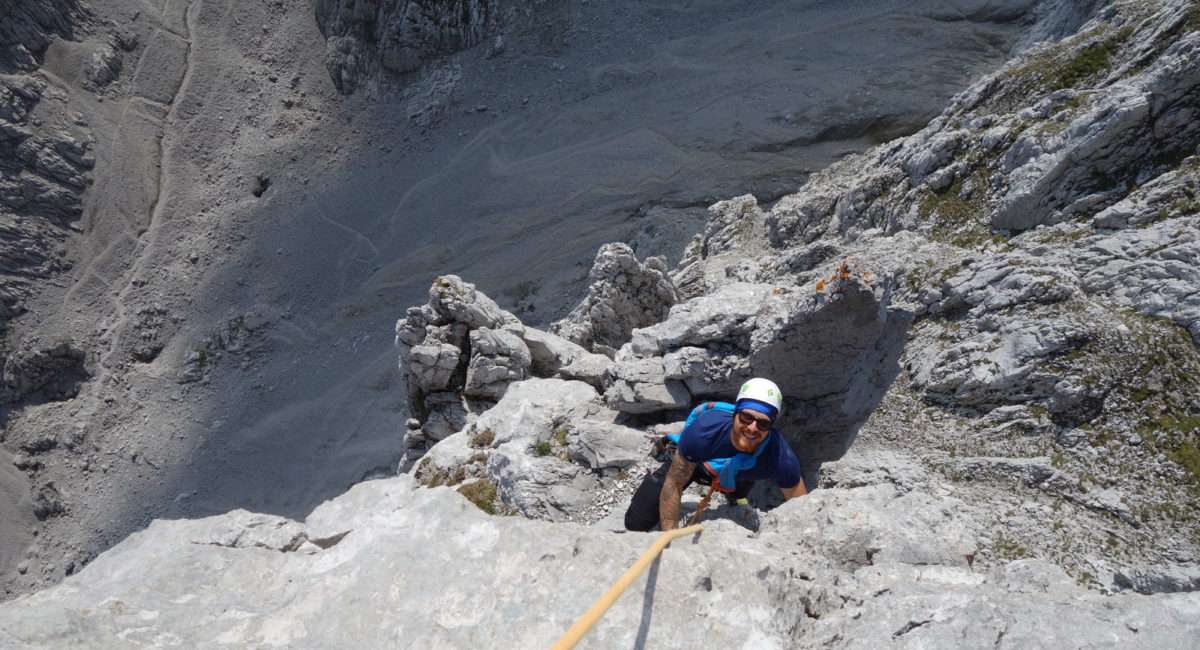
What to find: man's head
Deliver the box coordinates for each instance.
[731,378,782,453]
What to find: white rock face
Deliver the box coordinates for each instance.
[613,265,910,471]
[411,377,654,522]
[8,0,1200,637]
[1,474,1196,648]
[551,242,678,354]
[464,327,531,398]
[603,356,691,414]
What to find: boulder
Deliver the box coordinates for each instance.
[555,353,612,390]
[1,337,88,402]
[603,357,690,414]
[427,275,517,330]
[551,242,677,353]
[414,378,624,521]
[405,341,461,392]
[519,326,590,375]
[625,282,773,358]
[566,421,647,470]
[488,444,597,522]
[662,345,744,396]
[463,327,530,399]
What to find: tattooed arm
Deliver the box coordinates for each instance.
[659,453,696,531]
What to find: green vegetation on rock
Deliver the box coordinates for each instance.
[468,426,495,449]
[457,480,499,515]
[1052,26,1134,91]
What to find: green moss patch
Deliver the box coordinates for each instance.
[1051,26,1134,91]
[457,480,499,515]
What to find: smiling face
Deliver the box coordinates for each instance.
[731,408,772,453]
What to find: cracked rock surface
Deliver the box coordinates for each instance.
[4,0,1200,645]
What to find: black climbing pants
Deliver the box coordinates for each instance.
[623,459,754,532]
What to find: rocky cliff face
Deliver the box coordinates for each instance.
[1,0,1055,606]
[0,0,95,335]
[1,473,1198,647]
[2,0,1200,645]
[314,0,543,94]
[388,0,1200,607]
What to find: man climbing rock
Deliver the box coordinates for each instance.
[624,378,808,532]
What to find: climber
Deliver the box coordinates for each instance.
[623,378,808,532]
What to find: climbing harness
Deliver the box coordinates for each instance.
[550,524,705,649]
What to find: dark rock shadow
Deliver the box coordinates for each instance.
[632,554,662,650]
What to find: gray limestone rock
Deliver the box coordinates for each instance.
[949,456,1061,489]
[662,345,744,396]
[0,0,89,74]
[314,0,505,94]
[626,282,772,358]
[463,327,530,399]
[614,261,910,473]
[405,341,461,392]
[518,324,612,389]
[489,442,597,521]
[427,274,517,330]
[928,254,1077,319]
[762,483,979,570]
[1114,564,1200,595]
[394,303,442,352]
[413,378,619,521]
[993,558,1087,597]
[420,391,476,442]
[3,475,1197,648]
[519,326,589,375]
[192,510,309,553]
[903,129,965,188]
[674,194,778,297]
[84,41,122,89]
[818,448,935,492]
[0,71,95,332]
[554,352,612,390]
[1,337,87,403]
[1073,216,1200,342]
[566,421,647,470]
[905,316,1094,411]
[603,356,690,414]
[551,242,677,353]
[397,278,538,441]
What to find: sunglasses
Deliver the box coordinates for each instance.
[735,410,773,431]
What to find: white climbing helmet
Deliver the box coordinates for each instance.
[735,377,783,419]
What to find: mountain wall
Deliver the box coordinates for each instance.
[2,0,1199,645]
[0,474,1196,647]
[0,0,1052,604]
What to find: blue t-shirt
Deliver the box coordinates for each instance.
[677,408,802,489]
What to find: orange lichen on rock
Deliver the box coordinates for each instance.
[815,258,876,294]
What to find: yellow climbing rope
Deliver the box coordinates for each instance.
[550,524,705,649]
[688,482,718,526]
